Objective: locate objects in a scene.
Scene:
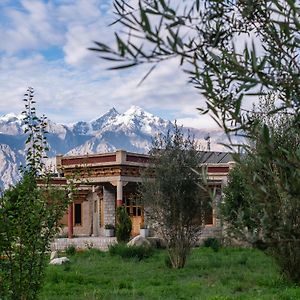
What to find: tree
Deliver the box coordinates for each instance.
[116,206,132,242]
[0,88,71,300]
[222,95,300,282]
[140,124,209,269]
[90,1,300,283]
[90,1,300,131]
[221,163,265,248]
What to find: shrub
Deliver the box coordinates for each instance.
[108,243,153,260]
[65,245,76,256]
[104,224,115,230]
[115,206,132,243]
[203,238,221,252]
[140,223,147,229]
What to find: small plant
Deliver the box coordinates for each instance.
[203,238,221,252]
[65,245,76,256]
[116,206,132,243]
[105,224,115,230]
[108,243,153,260]
[140,223,147,229]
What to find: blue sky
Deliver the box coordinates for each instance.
[0,0,216,129]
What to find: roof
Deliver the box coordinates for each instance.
[199,151,234,164]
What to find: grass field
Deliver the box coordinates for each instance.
[41,247,300,300]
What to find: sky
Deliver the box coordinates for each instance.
[0,0,217,129]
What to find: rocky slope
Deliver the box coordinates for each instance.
[0,106,229,189]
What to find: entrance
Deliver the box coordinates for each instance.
[124,195,143,236]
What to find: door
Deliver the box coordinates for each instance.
[125,196,143,236]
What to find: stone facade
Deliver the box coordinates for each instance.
[103,185,116,229]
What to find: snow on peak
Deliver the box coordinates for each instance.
[124,105,152,118]
[107,107,119,116]
[0,113,22,123]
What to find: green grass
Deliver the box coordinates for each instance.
[40,247,300,300]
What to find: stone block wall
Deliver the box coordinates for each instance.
[103,185,116,228]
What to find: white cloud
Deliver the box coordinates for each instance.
[0,0,62,53]
[0,0,219,130]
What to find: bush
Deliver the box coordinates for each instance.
[104,224,115,230]
[115,207,132,243]
[65,245,76,256]
[203,238,221,252]
[108,243,153,260]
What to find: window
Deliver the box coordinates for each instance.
[125,196,142,217]
[74,203,82,225]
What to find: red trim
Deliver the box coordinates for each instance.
[207,166,229,173]
[126,155,149,163]
[62,155,116,166]
[68,204,73,239]
[116,199,123,207]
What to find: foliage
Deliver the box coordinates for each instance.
[90,1,300,132]
[222,95,300,281]
[140,123,209,269]
[104,224,115,230]
[0,88,70,300]
[222,163,265,248]
[203,237,221,252]
[65,245,76,256]
[108,243,153,260]
[42,247,300,299]
[90,1,300,284]
[140,223,147,229]
[116,206,132,243]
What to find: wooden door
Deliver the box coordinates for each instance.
[125,196,143,236]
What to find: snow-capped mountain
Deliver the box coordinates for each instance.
[0,144,23,190]
[0,106,227,190]
[67,106,173,155]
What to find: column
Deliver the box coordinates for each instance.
[68,203,73,239]
[103,185,116,227]
[116,180,123,207]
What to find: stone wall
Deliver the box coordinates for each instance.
[103,184,116,228]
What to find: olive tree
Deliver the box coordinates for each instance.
[222,95,300,281]
[141,124,209,269]
[0,88,71,300]
[90,0,300,283]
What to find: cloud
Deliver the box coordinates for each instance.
[0,0,219,130]
[0,0,62,53]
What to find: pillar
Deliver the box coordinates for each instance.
[103,185,116,227]
[68,203,73,239]
[116,180,123,207]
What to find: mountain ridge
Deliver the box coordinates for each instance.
[0,106,227,190]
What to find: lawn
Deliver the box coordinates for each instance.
[41,247,300,300]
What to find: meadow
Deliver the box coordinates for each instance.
[41,247,300,300]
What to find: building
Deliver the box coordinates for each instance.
[54,150,234,238]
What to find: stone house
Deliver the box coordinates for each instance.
[53,150,234,238]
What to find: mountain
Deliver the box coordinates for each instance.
[67,106,173,155]
[0,106,229,190]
